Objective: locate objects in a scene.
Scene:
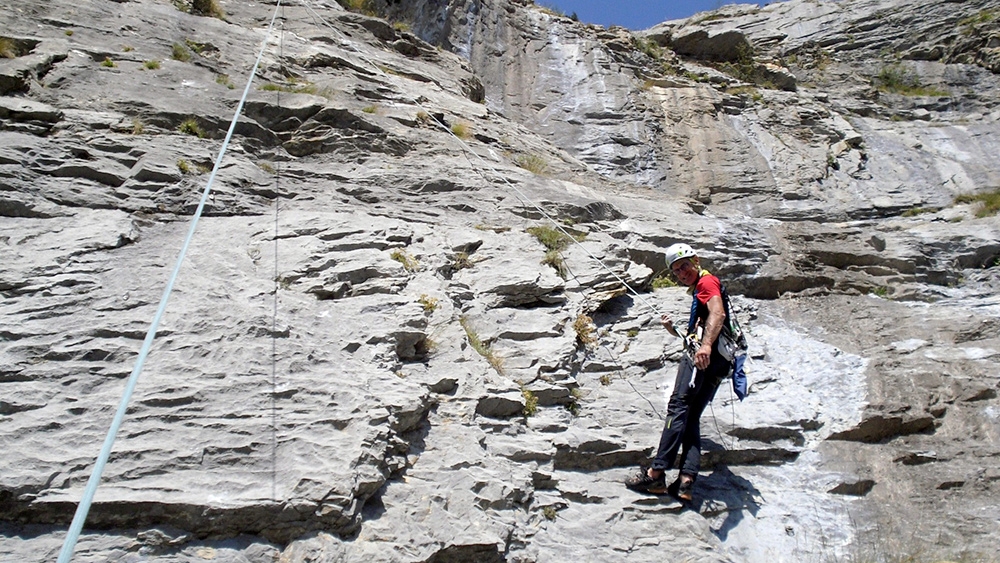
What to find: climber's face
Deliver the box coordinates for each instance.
[670,257,700,287]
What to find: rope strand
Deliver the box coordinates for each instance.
[56,3,285,560]
[269,6,286,506]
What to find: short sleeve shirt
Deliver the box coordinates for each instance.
[695,272,722,308]
[687,271,723,332]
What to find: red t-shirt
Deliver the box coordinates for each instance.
[689,272,725,340]
[694,272,722,306]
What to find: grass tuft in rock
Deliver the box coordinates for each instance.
[651,272,678,289]
[178,118,205,138]
[191,0,225,19]
[874,64,948,96]
[566,400,580,416]
[452,251,474,271]
[257,162,275,174]
[171,43,191,62]
[542,506,557,520]
[0,38,17,59]
[336,0,380,17]
[260,80,331,98]
[101,57,116,68]
[390,249,419,272]
[460,316,504,375]
[451,121,472,139]
[130,118,145,135]
[542,250,568,278]
[959,9,996,34]
[526,225,572,252]
[417,294,439,312]
[573,314,597,348]
[176,160,209,175]
[515,153,548,175]
[362,104,378,114]
[954,188,1000,218]
[143,60,161,70]
[521,387,538,417]
[184,39,210,55]
[528,225,584,279]
[725,84,763,102]
[632,36,663,60]
[901,206,937,217]
[215,73,235,89]
[720,44,761,84]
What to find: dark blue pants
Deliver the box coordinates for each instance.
[651,352,729,476]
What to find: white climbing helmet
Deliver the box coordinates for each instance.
[665,243,697,267]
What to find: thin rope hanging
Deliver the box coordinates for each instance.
[56,2,285,561]
[269,5,287,505]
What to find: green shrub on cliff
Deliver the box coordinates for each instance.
[191,0,225,19]
[874,64,948,96]
[955,188,1000,218]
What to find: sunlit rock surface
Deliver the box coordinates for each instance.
[1,0,999,561]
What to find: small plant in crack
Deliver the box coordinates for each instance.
[460,316,504,375]
[178,118,206,138]
[417,294,439,312]
[521,386,538,417]
[390,249,419,272]
[573,314,597,349]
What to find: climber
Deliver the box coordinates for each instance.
[624,242,734,501]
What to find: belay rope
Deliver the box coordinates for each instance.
[56,1,286,561]
[269,5,286,505]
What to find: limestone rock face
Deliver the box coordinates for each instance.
[1,0,999,562]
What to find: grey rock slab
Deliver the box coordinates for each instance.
[0,209,137,290]
[0,96,63,122]
[670,26,751,62]
[3,0,1000,561]
[736,318,868,442]
[478,306,568,342]
[475,391,525,419]
[455,251,567,309]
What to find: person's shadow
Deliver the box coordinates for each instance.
[687,462,762,541]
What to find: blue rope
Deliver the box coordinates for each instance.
[56,2,284,561]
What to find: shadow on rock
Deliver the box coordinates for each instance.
[692,465,761,542]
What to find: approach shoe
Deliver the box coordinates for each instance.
[676,477,695,501]
[624,466,668,494]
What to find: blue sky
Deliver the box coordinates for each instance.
[544,1,768,29]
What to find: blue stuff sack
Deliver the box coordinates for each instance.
[732,355,748,401]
